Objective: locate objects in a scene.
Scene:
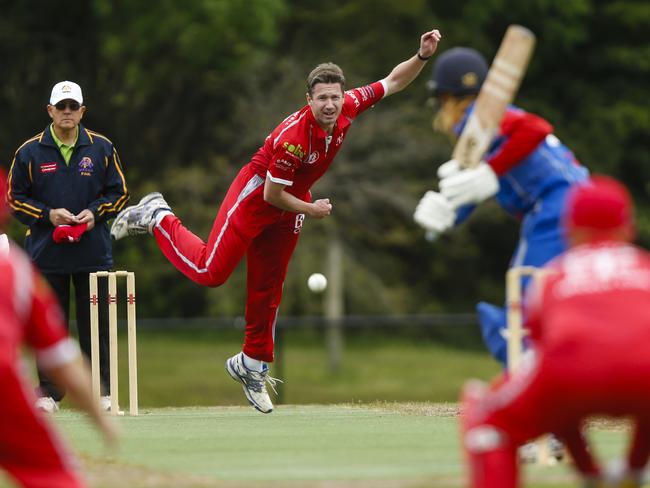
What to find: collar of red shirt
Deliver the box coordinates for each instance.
[306,107,351,138]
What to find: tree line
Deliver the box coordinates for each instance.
[1,0,647,318]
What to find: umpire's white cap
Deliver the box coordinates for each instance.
[50,81,83,105]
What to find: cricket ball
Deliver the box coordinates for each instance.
[307,273,327,293]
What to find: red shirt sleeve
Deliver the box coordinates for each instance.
[24,268,68,351]
[26,267,79,368]
[267,139,305,186]
[343,81,386,118]
[488,109,553,176]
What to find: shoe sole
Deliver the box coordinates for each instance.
[111,193,164,240]
[225,358,272,414]
[110,205,134,240]
[35,403,59,413]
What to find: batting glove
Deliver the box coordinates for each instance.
[413,190,456,235]
[439,161,499,208]
[437,159,461,179]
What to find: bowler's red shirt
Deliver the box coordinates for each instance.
[249,81,387,198]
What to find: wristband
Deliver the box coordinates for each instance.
[417,51,431,61]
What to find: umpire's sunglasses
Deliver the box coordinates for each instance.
[54,101,81,111]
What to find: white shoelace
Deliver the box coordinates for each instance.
[264,374,284,396]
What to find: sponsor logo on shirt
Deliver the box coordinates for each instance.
[283,112,298,124]
[275,158,293,170]
[294,213,305,234]
[306,152,320,165]
[358,88,368,102]
[358,85,375,102]
[348,92,360,108]
[78,157,94,176]
[40,162,57,174]
[283,141,305,159]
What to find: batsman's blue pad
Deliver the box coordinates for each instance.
[511,185,572,269]
[477,301,508,368]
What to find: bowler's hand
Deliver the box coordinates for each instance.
[49,208,78,226]
[75,209,95,230]
[419,29,442,59]
[309,199,332,219]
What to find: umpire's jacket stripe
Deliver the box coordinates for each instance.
[7,124,130,273]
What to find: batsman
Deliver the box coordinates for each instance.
[413,46,588,368]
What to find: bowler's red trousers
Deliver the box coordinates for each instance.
[0,364,83,488]
[153,165,304,362]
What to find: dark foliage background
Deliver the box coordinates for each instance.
[2,0,648,318]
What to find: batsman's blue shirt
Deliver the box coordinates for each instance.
[453,105,589,368]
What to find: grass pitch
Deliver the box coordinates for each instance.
[73,327,503,407]
[7,331,632,486]
[0,404,630,488]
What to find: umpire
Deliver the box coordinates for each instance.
[7,81,129,413]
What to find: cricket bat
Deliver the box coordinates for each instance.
[452,25,536,168]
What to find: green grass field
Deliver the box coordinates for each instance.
[59,327,503,408]
[5,329,635,487]
[0,404,631,488]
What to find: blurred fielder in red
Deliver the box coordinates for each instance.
[460,175,650,488]
[0,169,117,488]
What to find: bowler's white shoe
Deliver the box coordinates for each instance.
[519,441,538,463]
[547,435,565,461]
[100,395,111,412]
[35,397,59,413]
[519,435,565,464]
[110,192,171,240]
[225,352,282,414]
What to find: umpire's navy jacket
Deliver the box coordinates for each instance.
[8,124,129,273]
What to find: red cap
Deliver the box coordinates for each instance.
[565,175,634,238]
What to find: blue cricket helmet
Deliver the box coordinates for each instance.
[427,47,488,97]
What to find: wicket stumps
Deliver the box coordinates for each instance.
[505,265,542,372]
[506,265,560,465]
[89,271,138,416]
